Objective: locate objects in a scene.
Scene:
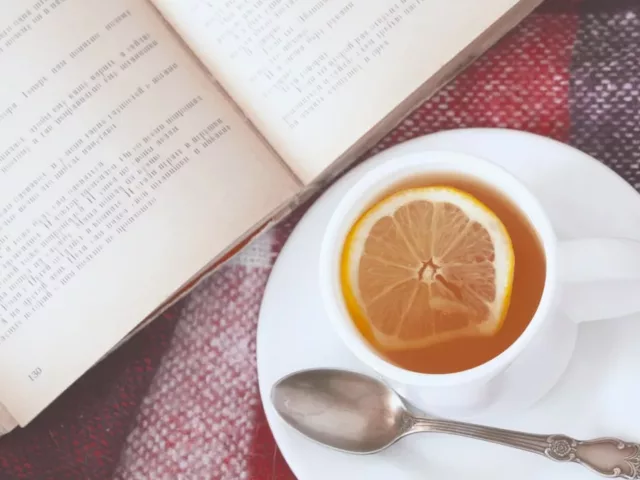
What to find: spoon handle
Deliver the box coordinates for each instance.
[412,418,640,478]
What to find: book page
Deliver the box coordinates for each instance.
[150,0,528,182]
[0,0,299,426]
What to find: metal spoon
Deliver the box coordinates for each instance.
[271,368,640,478]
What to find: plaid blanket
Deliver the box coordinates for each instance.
[2,0,639,478]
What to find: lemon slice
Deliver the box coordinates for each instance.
[341,186,514,351]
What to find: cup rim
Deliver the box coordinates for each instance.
[319,150,558,387]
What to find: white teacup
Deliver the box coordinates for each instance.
[319,151,640,417]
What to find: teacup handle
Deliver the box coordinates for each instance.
[558,238,640,323]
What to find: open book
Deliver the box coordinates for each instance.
[0,0,542,433]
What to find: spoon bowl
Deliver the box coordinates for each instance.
[271,368,640,478]
[271,368,409,453]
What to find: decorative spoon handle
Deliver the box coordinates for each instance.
[412,418,640,478]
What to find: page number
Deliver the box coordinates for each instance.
[28,367,42,382]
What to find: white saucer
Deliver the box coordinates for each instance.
[256,128,640,480]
